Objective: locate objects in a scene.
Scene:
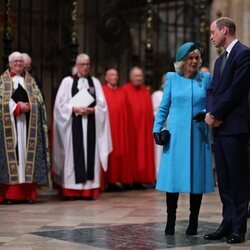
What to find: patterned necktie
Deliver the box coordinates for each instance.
[220,51,228,74]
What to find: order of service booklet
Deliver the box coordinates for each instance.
[69,88,95,107]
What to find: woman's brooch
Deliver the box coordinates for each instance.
[196,75,203,87]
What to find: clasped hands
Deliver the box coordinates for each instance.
[19,102,30,113]
[73,106,95,116]
[205,113,223,128]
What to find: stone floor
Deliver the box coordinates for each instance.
[0,188,249,250]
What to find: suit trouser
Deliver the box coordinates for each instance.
[213,133,249,233]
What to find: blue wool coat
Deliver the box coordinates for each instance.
[153,72,214,194]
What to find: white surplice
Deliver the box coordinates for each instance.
[53,76,112,190]
[152,90,163,174]
[9,75,27,183]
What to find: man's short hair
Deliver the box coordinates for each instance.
[216,17,236,34]
[8,51,23,63]
[76,53,90,64]
[105,67,119,73]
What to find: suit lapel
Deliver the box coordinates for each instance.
[213,41,241,93]
[222,48,236,75]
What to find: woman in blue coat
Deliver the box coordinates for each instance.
[153,42,214,236]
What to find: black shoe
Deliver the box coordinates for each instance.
[186,223,198,235]
[122,184,133,190]
[247,208,250,218]
[62,196,76,201]
[204,228,230,240]
[165,222,175,235]
[107,183,124,192]
[4,200,13,205]
[27,200,35,204]
[133,183,147,190]
[227,232,245,244]
[165,226,175,235]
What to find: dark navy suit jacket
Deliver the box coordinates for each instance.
[207,41,250,135]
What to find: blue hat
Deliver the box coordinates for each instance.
[175,42,198,62]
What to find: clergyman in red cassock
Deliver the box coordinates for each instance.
[102,68,134,189]
[122,67,156,185]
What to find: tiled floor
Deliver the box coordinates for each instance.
[0,188,249,249]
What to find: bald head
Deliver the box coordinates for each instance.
[105,68,119,87]
[22,53,32,71]
[129,67,144,86]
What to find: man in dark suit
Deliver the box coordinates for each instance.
[204,17,250,244]
[248,89,250,218]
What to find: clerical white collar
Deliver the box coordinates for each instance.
[225,39,238,57]
[77,73,88,79]
[12,75,25,89]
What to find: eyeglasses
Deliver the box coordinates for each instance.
[77,63,90,67]
[12,60,24,63]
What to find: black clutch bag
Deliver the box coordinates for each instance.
[11,84,29,103]
[153,130,170,146]
[193,111,206,122]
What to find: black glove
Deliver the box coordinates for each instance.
[193,111,206,122]
[153,130,170,146]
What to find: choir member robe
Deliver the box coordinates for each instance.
[53,76,112,198]
[102,84,134,185]
[122,82,156,184]
[0,70,50,202]
[152,89,163,174]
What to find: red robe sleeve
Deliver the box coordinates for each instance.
[13,102,22,116]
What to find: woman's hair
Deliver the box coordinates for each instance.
[174,49,202,75]
[174,60,185,75]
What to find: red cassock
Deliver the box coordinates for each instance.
[122,82,156,183]
[0,184,37,202]
[58,188,100,199]
[102,84,134,185]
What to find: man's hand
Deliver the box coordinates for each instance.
[213,119,223,128]
[73,106,95,116]
[19,102,30,113]
[205,113,223,127]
